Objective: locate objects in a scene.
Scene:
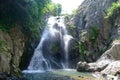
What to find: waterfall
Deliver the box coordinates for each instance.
[28,29,51,71]
[28,16,73,71]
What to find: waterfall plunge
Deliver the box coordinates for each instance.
[28,16,73,71]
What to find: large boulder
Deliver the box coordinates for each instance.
[101,61,120,76]
[77,60,113,72]
[77,41,120,72]
[77,41,120,80]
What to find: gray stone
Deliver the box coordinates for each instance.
[0,25,25,76]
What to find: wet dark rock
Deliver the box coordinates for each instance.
[76,62,90,72]
[0,72,23,80]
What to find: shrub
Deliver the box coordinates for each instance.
[105,2,120,18]
[78,42,88,55]
[89,26,99,42]
[80,30,87,42]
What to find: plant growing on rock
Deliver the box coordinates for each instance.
[78,42,88,55]
[105,2,120,18]
[0,40,11,58]
[80,30,87,42]
[89,26,99,42]
[64,14,76,37]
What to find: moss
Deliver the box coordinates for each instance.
[89,26,99,42]
[0,40,11,58]
[11,64,22,77]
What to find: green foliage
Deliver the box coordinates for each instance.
[64,14,76,37]
[78,42,88,55]
[23,0,51,38]
[80,30,87,42]
[27,0,39,19]
[46,3,62,16]
[0,40,3,47]
[0,22,9,33]
[105,2,120,18]
[67,23,76,35]
[56,3,62,16]
[0,40,10,58]
[69,23,76,30]
[0,0,61,39]
[72,9,77,14]
[89,26,99,42]
[72,41,88,55]
[114,38,120,42]
[0,40,7,47]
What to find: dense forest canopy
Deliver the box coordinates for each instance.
[0,0,62,38]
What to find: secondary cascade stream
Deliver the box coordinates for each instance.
[28,16,73,71]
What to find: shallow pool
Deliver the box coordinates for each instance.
[23,69,95,80]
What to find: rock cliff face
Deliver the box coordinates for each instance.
[75,0,120,78]
[72,0,118,61]
[0,25,25,77]
[0,0,45,78]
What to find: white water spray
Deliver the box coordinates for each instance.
[28,16,73,71]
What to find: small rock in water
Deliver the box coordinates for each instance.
[78,75,84,78]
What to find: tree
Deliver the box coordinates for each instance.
[46,3,62,16]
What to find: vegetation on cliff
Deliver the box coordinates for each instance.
[0,0,62,38]
[0,0,62,78]
[1,0,120,79]
[105,2,120,18]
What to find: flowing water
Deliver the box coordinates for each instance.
[23,16,96,80]
[28,16,73,71]
[23,69,93,80]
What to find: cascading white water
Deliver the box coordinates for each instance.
[63,35,73,68]
[58,16,73,68]
[28,16,73,71]
[28,28,52,71]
